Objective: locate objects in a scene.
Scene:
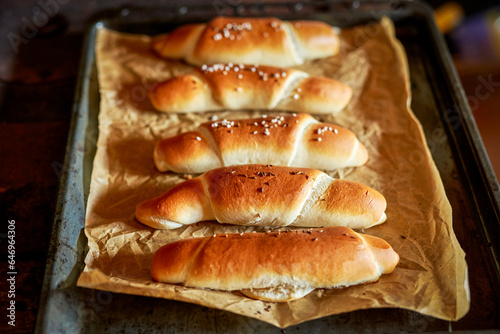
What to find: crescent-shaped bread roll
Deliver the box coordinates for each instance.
[135,165,387,230]
[152,17,340,67]
[148,64,352,114]
[151,226,399,302]
[154,113,368,173]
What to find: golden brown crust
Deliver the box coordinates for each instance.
[135,178,213,229]
[293,121,368,169]
[135,165,386,230]
[194,65,298,110]
[153,131,221,172]
[288,20,341,58]
[148,64,351,114]
[151,226,399,298]
[304,122,357,158]
[202,114,309,154]
[153,114,367,173]
[198,113,313,168]
[318,179,387,227]
[203,165,322,226]
[361,234,400,274]
[152,24,205,59]
[148,74,216,113]
[152,17,340,66]
[191,17,299,66]
[151,236,208,284]
[282,77,353,114]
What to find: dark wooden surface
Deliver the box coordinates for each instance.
[0,1,499,333]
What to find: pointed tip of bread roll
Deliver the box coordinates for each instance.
[153,144,170,172]
[151,33,168,55]
[153,131,222,173]
[149,75,216,113]
[292,77,353,114]
[152,24,205,60]
[348,139,369,167]
[151,237,208,283]
[361,233,399,274]
[135,197,184,229]
[135,178,213,229]
[288,20,341,59]
[316,179,387,229]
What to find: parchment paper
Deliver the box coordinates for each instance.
[77,17,470,328]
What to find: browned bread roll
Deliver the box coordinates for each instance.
[151,226,399,302]
[135,165,387,230]
[154,113,367,173]
[148,64,352,114]
[152,17,340,67]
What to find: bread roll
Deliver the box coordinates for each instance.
[151,226,399,302]
[148,64,352,114]
[152,17,340,67]
[135,165,387,229]
[154,113,367,173]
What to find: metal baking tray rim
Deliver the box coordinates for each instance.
[35,1,500,332]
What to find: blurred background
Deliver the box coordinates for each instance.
[430,0,500,178]
[0,1,499,333]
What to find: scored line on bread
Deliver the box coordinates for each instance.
[154,113,368,173]
[135,165,387,230]
[152,17,341,67]
[151,226,399,302]
[148,63,352,114]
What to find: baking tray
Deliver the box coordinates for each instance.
[35,1,500,332]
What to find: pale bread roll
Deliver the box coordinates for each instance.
[151,227,399,302]
[135,165,387,230]
[148,64,352,114]
[152,17,340,67]
[154,113,368,173]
